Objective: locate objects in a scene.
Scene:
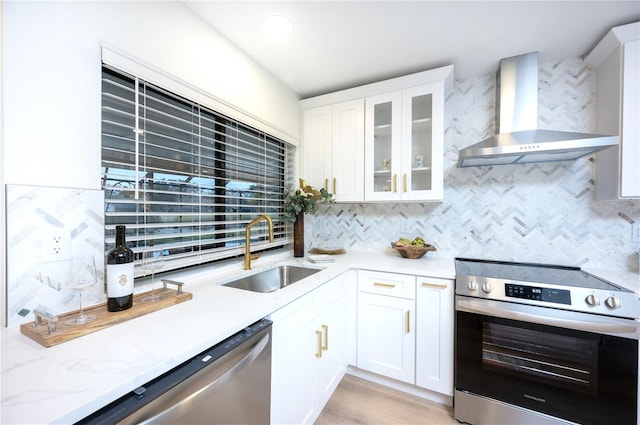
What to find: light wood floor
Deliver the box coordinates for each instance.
[315,374,458,425]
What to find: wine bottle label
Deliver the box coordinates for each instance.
[107,263,134,297]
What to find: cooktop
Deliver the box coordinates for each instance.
[454,257,630,292]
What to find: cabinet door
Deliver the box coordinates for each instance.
[314,293,345,413]
[620,39,640,198]
[270,295,316,425]
[357,292,415,384]
[271,321,316,425]
[332,99,365,202]
[272,276,348,425]
[364,92,402,201]
[302,105,333,191]
[415,277,453,395]
[345,270,359,366]
[401,83,444,201]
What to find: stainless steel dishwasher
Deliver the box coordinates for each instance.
[77,319,272,425]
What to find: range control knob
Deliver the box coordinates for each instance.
[605,296,622,309]
[468,279,478,291]
[482,281,493,294]
[585,294,600,306]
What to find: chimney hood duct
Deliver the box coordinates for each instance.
[457,52,618,167]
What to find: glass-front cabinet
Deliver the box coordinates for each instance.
[364,83,444,201]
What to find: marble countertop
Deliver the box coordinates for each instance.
[2,248,637,424]
[0,249,456,424]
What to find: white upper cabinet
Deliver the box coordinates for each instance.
[302,105,333,195]
[585,21,640,200]
[300,65,453,203]
[364,83,445,201]
[302,100,365,202]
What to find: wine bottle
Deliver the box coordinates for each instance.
[106,225,134,311]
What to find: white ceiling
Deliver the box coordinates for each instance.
[185,1,640,99]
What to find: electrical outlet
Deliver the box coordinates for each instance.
[40,230,71,262]
[632,223,640,243]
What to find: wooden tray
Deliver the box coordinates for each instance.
[21,285,192,348]
[309,247,346,255]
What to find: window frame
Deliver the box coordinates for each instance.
[101,65,294,276]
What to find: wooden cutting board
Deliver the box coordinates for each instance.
[21,288,192,348]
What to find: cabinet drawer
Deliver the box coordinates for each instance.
[358,270,415,299]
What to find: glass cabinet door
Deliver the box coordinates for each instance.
[365,92,401,201]
[401,84,443,201]
[373,101,392,193]
[404,92,433,192]
[365,83,443,202]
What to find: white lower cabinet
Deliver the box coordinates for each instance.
[415,277,454,395]
[356,270,453,395]
[272,268,453,424]
[357,270,415,384]
[270,275,347,425]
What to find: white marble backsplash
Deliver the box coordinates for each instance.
[5,185,105,326]
[308,58,640,275]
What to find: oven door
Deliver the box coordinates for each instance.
[455,296,638,425]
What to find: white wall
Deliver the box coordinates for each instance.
[1,0,6,326]
[0,0,301,326]
[2,0,300,190]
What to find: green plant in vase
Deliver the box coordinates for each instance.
[282,179,334,257]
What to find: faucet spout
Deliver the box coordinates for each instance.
[244,215,275,270]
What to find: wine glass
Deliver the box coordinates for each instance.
[140,249,166,303]
[65,255,98,326]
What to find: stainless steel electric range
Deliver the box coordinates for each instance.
[454,258,639,425]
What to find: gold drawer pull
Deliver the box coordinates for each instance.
[322,324,328,351]
[333,178,336,194]
[421,282,448,289]
[406,310,411,334]
[315,330,323,358]
[373,282,396,288]
[403,173,407,192]
[393,174,397,192]
[324,178,328,191]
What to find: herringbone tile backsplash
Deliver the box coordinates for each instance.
[308,58,640,273]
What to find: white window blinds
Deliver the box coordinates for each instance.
[101,66,293,273]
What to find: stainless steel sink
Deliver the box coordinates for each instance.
[222,265,321,293]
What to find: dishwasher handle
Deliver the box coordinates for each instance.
[127,331,271,424]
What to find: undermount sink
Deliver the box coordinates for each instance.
[222,265,322,293]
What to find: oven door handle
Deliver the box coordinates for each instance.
[457,299,638,335]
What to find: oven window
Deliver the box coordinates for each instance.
[482,322,598,396]
[455,310,638,425]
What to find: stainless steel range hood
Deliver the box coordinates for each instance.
[457,52,618,167]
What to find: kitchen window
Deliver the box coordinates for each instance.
[101,66,293,274]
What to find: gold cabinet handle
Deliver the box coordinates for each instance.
[333,178,336,194]
[315,330,323,358]
[403,173,407,192]
[324,178,328,191]
[406,310,411,334]
[374,282,396,288]
[421,282,448,289]
[322,324,329,351]
[393,174,397,192]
